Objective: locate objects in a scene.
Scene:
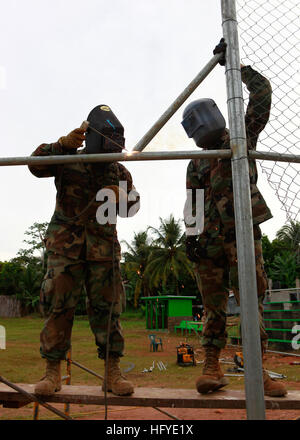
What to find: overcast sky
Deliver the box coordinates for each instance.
[0,0,292,261]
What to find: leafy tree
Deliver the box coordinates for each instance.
[262,220,300,287]
[276,220,300,263]
[269,251,299,288]
[122,230,152,307]
[0,261,24,296]
[0,223,49,312]
[17,222,49,269]
[121,279,138,310]
[145,215,195,294]
[261,235,287,278]
[178,265,202,298]
[16,264,44,310]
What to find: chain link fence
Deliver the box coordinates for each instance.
[237,0,299,221]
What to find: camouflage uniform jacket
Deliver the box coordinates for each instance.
[29,143,139,261]
[186,65,273,237]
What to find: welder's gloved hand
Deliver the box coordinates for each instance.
[58,127,86,150]
[185,235,202,263]
[104,185,128,204]
[213,38,227,66]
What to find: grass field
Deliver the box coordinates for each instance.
[0,312,299,420]
[0,311,204,388]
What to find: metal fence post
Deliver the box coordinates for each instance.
[221,0,266,419]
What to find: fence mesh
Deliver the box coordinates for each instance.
[237,0,300,221]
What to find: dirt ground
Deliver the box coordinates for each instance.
[1,345,299,421]
[0,402,299,421]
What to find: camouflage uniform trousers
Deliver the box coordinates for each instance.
[39,250,125,361]
[194,225,268,350]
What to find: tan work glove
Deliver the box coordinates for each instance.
[104,185,128,204]
[58,121,89,150]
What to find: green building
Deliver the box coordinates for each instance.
[141,295,196,332]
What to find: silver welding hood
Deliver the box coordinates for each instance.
[181,98,226,149]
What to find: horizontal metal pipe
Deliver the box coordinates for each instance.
[266,350,300,358]
[0,149,231,166]
[132,53,223,152]
[0,150,298,167]
[249,151,300,164]
[228,343,300,358]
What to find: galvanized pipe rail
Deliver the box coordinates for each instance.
[0,150,230,167]
[221,0,266,420]
[0,149,299,167]
[249,151,300,164]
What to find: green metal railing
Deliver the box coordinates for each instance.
[228,298,300,346]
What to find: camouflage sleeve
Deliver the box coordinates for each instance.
[241,65,272,149]
[28,142,67,178]
[117,163,140,217]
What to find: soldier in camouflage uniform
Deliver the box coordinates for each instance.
[183,58,287,396]
[29,105,139,396]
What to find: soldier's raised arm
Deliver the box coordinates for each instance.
[28,126,86,178]
[241,65,272,149]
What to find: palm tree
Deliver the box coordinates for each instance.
[276,220,300,263]
[145,215,195,294]
[122,231,152,307]
[270,251,298,289]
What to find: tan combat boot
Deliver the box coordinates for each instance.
[196,345,229,394]
[102,356,134,396]
[34,360,62,395]
[261,348,287,397]
[263,370,287,397]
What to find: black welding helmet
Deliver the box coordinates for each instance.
[85,104,125,154]
[181,98,226,149]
